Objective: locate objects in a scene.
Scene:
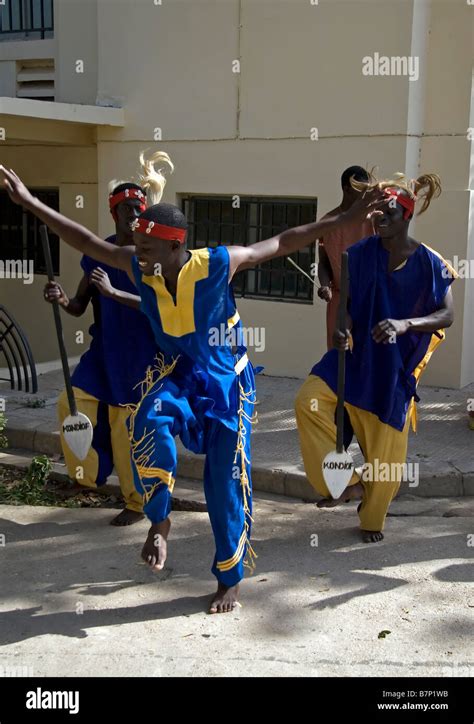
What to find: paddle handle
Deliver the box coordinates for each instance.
[336,252,349,453]
[40,225,78,416]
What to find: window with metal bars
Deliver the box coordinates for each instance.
[0,189,60,275]
[181,196,317,303]
[0,0,54,40]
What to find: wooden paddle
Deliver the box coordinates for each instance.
[40,225,93,461]
[322,251,355,498]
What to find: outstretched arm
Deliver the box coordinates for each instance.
[227,188,385,279]
[1,167,134,276]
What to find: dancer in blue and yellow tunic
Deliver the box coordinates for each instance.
[1,154,382,612]
[125,238,257,593]
[296,172,456,543]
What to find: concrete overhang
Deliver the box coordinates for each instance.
[0,97,125,145]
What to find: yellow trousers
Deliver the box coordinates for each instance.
[58,387,143,513]
[295,375,411,531]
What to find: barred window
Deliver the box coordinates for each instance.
[182,196,317,303]
[0,189,60,275]
[0,0,54,40]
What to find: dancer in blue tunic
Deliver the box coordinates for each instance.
[46,179,159,526]
[296,172,456,542]
[1,157,382,612]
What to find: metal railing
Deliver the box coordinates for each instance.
[0,305,38,393]
[0,0,54,40]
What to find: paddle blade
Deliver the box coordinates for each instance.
[322,449,354,499]
[62,413,93,461]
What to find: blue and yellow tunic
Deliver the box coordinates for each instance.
[71,235,158,406]
[131,245,248,432]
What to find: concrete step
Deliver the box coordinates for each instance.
[3,371,473,500]
[4,425,322,501]
[1,435,472,501]
[2,449,473,522]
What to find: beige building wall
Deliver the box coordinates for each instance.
[415,0,473,387]
[96,0,240,140]
[1,0,472,388]
[94,0,472,387]
[1,145,98,365]
[54,0,98,105]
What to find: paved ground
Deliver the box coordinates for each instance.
[0,484,473,677]
[2,368,474,498]
[1,369,472,677]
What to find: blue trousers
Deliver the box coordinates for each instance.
[126,360,256,587]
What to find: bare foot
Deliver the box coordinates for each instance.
[110,508,145,527]
[141,518,171,570]
[317,482,364,509]
[361,530,384,543]
[209,583,240,614]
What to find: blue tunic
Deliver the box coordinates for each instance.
[71,235,158,406]
[311,236,453,430]
[131,245,248,432]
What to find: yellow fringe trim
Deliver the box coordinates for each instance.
[122,352,179,504]
[216,377,258,575]
[136,466,176,492]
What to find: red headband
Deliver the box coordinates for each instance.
[384,187,416,220]
[131,218,187,243]
[109,188,147,213]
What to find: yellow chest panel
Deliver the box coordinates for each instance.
[142,248,210,337]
